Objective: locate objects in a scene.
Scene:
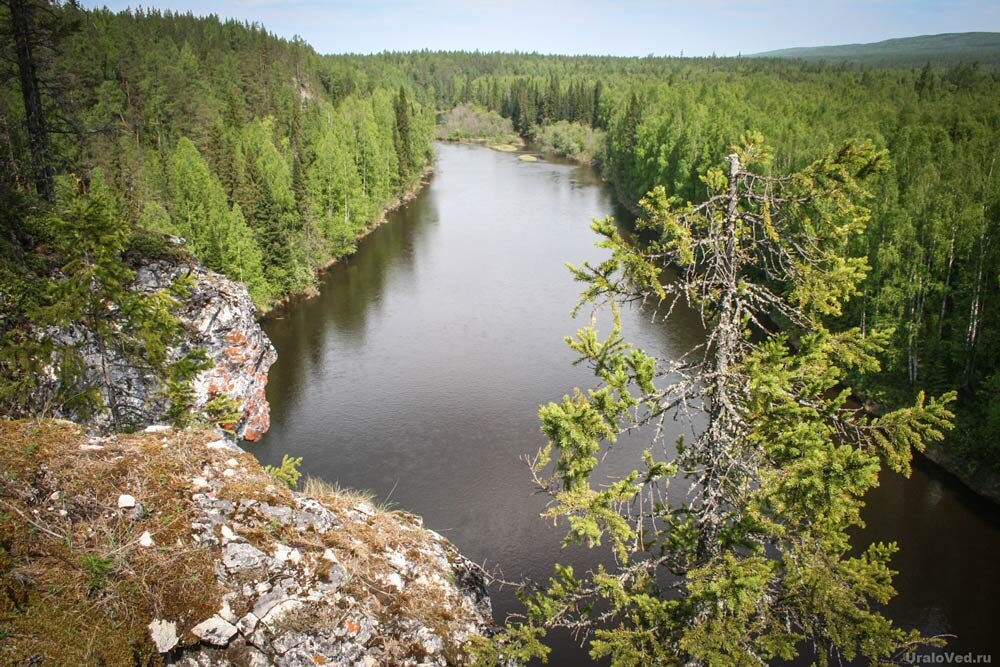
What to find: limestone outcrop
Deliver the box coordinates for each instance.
[40,255,275,440]
[0,420,493,666]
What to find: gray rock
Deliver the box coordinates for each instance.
[270,631,307,655]
[416,627,445,656]
[222,542,268,571]
[321,563,348,588]
[164,435,493,667]
[148,619,179,653]
[252,589,291,619]
[29,258,276,441]
[246,647,273,667]
[257,503,294,526]
[236,612,259,636]
[259,599,303,625]
[190,615,238,646]
[291,498,339,532]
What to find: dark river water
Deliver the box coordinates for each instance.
[256,143,1000,663]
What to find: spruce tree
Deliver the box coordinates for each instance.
[166,138,270,305]
[393,86,413,187]
[477,135,955,666]
[34,173,183,428]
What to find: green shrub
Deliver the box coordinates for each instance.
[265,454,303,489]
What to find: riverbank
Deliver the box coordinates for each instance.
[261,163,435,319]
[920,444,1000,505]
[528,121,604,165]
[438,136,525,152]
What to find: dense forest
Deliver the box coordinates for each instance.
[1,4,434,308]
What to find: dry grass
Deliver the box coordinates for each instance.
[301,476,376,510]
[0,419,223,666]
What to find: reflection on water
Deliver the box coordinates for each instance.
[858,459,1000,655]
[257,143,1000,664]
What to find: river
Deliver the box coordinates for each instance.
[256,142,1000,664]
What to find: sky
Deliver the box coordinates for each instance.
[80,0,1000,57]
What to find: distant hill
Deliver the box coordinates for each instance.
[752,32,1000,67]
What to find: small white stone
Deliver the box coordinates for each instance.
[117,494,137,509]
[148,619,179,653]
[49,491,60,501]
[192,477,210,489]
[190,615,238,646]
[218,598,238,623]
[144,424,172,434]
[236,612,259,635]
[79,444,104,451]
[273,543,291,562]
[205,439,229,450]
[354,502,376,517]
[387,550,408,571]
[221,525,237,542]
[225,458,239,467]
[416,627,445,656]
[289,549,302,565]
[259,599,303,625]
[322,548,338,562]
[385,572,404,591]
[222,468,236,478]
[255,581,272,594]
[139,531,155,548]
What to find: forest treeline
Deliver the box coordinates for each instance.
[340,50,1000,473]
[2,5,999,471]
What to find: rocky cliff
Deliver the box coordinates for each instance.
[39,255,275,441]
[0,420,493,665]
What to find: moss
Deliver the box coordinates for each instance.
[0,420,222,665]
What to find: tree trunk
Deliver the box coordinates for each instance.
[8,0,54,201]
